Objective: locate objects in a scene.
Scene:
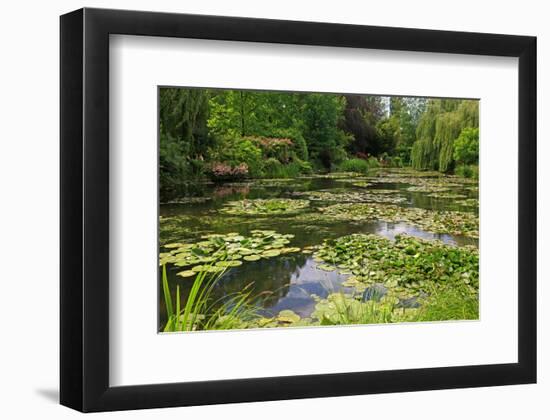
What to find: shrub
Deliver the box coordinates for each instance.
[262,158,283,177]
[207,162,249,181]
[210,134,263,177]
[262,158,312,178]
[455,164,479,179]
[453,127,479,166]
[339,158,370,174]
[247,136,294,163]
[367,156,380,168]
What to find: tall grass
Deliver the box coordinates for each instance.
[338,158,370,174]
[162,264,265,332]
[410,284,479,322]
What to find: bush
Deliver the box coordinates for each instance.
[262,158,283,177]
[455,164,478,179]
[210,134,263,177]
[388,156,403,168]
[206,162,249,181]
[262,157,312,178]
[339,158,370,174]
[367,156,380,168]
[453,127,479,166]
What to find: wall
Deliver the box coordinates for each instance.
[0,0,546,418]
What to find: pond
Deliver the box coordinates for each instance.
[158,169,479,331]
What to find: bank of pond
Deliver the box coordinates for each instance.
[159,168,479,332]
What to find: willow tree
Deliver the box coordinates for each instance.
[159,88,210,194]
[411,99,478,172]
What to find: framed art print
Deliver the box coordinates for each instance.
[60,8,536,412]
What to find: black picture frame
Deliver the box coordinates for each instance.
[60,7,537,412]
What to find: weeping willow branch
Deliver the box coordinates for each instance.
[411,100,478,172]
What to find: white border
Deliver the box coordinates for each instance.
[109,35,518,386]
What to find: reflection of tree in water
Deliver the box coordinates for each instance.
[213,254,308,309]
[212,185,250,198]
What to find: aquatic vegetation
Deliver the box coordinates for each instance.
[351,181,373,188]
[311,293,400,325]
[162,264,265,332]
[314,234,479,294]
[427,192,467,199]
[368,189,400,194]
[160,230,299,276]
[407,185,449,193]
[301,172,366,179]
[291,190,407,204]
[319,203,479,237]
[457,198,479,207]
[220,198,310,215]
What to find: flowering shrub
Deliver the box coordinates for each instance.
[247,136,294,163]
[208,162,249,181]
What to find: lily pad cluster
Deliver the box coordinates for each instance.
[319,202,479,237]
[457,198,479,207]
[160,230,300,278]
[314,234,479,293]
[407,185,450,193]
[427,192,467,199]
[220,198,310,215]
[291,190,407,204]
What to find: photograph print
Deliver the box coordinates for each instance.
[158,87,479,333]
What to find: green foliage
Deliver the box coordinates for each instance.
[302,93,350,168]
[209,134,263,177]
[314,234,479,292]
[367,156,380,168]
[312,293,397,325]
[453,127,479,165]
[411,284,479,321]
[220,199,310,216]
[162,263,263,332]
[341,94,384,156]
[262,158,312,178]
[375,116,401,155]
[338,158,370,174]
[159,88,210,194]
[411,99,479,172]
[455,164,479,179]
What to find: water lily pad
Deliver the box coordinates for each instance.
[317,264,336,272]
[220,198,310,215]
[277,310,300,324]
[280,247,301,253]
[262,250,281,258]
[243,255,261,261]
[216,260,243,268]
[176,270,197,278]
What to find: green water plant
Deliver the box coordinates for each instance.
[220,198,310,215]
[319,203,479,237]
[314,234,479,293]
[427,192,467,199]
[292,190,407,204]
[162,264,265,332]
[160,230,299,276]
[456,198,479,207]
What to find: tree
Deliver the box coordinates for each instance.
[159,88,210,193]
[301,94,349,168]
[411,99,478,172]
[341,94,385,156]
[453,127,479,165]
